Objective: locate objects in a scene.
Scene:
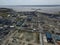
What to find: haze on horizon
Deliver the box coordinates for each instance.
[0,0,60,5]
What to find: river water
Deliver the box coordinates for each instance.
[0,5,60,14]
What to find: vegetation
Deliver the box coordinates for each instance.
[0,12,8,17]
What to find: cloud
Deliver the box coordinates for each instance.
[0,0,60,5]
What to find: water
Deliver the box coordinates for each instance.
[0,5,60,14]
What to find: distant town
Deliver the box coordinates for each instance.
[0,7,60,45]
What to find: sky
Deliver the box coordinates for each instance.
[0,0,60,5]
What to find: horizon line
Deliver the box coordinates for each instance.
[0,5,60,7]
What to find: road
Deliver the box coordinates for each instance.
[2,12,57,45]
[2,18,27,45]
[2,30,18,45]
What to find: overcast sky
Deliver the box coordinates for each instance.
[0,0,60,5]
